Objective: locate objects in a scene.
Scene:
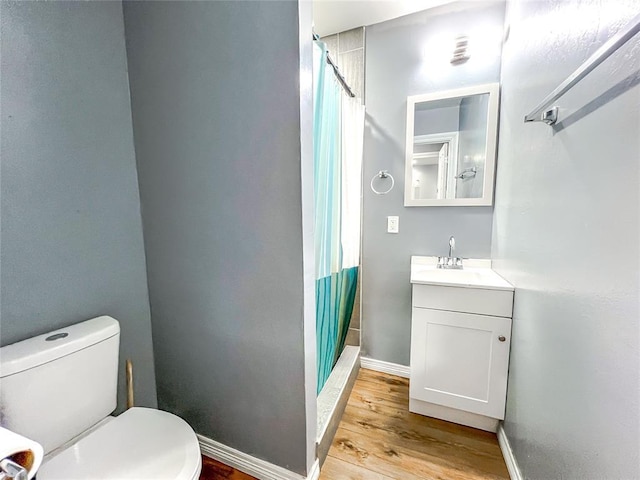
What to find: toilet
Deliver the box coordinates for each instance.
[0,316,202,480]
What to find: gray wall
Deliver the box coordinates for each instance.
[458,94,489,198]
[362,1,505,365]
[414,105,460,136]
[0,1,157,411]
[122,1,314,474]
[493,0,640,477]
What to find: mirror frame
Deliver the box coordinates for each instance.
[404,82,500,207]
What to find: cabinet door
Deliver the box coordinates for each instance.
[410,307,511,419]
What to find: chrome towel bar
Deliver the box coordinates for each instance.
[524,13,640,125]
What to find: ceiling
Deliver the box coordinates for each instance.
[312,0,455,37]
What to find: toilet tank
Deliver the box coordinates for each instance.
[0,316,120,454]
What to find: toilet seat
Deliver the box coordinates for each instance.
[37,408,201,480]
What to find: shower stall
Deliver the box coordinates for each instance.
[312,35,364,462]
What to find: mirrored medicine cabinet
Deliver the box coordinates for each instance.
[404,83,500,206]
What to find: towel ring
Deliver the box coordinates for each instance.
[370,170,395,195]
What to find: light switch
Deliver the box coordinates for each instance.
[387,216,399,233]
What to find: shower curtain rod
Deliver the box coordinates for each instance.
[313,33,356,98]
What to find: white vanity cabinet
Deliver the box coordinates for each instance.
[409,257,514,432]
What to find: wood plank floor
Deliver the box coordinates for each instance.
[199,455,257,480]
[199,368,509,480]
[320,369,509,480]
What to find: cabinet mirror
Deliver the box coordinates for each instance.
[404,83,499,206]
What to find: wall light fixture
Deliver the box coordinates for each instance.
[450,35,470,64]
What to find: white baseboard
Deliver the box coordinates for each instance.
[360,356,410,378]
[198,434,320,480]
[497,423,522,480]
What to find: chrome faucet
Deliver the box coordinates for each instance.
[0,459,29,480]
[437,235,463,269]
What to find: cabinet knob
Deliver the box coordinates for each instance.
[498,335,506,342]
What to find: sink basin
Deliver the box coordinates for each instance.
[411,256,513,291]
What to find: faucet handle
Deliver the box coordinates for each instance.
[436,255,463,269]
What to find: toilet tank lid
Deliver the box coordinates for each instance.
[0,316,120,378]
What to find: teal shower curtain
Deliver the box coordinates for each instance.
[313,41,363,394]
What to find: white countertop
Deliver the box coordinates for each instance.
[410,256,514,291]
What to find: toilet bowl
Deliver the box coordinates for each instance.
[0,316,202,480]
[38,408,201,480]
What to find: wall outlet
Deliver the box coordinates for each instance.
[387,216,399,233]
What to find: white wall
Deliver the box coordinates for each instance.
[493,0,640,477]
